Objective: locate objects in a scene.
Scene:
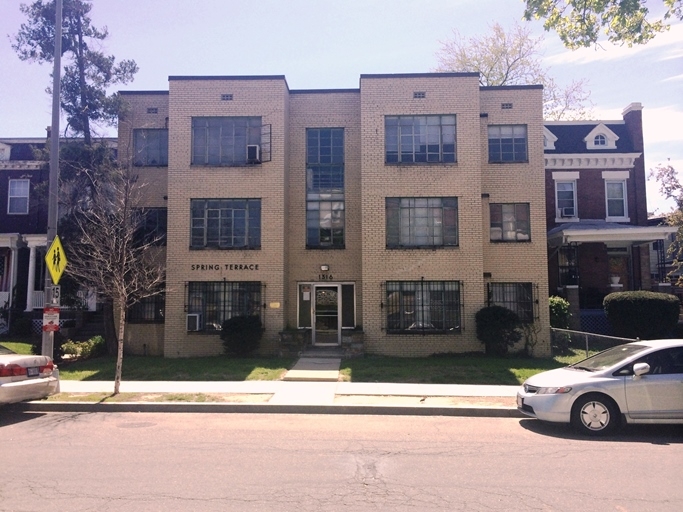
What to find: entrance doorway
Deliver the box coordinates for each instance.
[298,282,356,347]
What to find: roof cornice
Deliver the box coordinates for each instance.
[545,153,642,170]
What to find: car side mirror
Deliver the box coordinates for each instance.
[633,362,650,377]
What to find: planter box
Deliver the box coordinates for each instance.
[278,329,310,357]
[341,330,365,358]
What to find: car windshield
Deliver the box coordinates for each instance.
[570,343,650,371]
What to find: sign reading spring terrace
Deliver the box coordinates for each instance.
[190,263,259,271]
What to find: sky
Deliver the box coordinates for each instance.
[1,0,681,213]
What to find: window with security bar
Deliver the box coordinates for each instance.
[191,199,261,249]
[487,282,534,323]
[127,292,165,323]
[306,128,345,248]
[187,281,262,332]
[385,281,461,333]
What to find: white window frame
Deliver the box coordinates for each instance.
[8,179,30,215]
[603,171,630,221]
[553,171,579,222]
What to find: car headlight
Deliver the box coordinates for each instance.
[537,386,572,395]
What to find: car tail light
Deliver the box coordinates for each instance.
[0,364,28,377]
[39,361,55,374]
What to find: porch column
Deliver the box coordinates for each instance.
[25,244,36,312]
[8,244,20,309]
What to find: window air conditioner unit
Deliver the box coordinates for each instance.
[246,144,261,163]
[186,313,202,331]
[561,207,575,218]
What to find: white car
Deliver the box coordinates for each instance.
[0,345,60,405]
[517,339,683,435]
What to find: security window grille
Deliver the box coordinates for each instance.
[146,107,158,114]
[133,129,168,166]
[191,199,261,249]
[487,282,534,323]
[490,203,530,242]
[192,117,262,166]
[386,197,458,248]
[606,181,627,218]
[187,281,261,332]
[8,179,29,214]
[306,128,345,248]
[127,292,165,323]
[488,125,527,163]
[558,246,579,286]
[134,208,167,246]
[385,115,456,163]
[385,281,461,333]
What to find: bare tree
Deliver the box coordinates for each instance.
[64,163,165,394]
[435,21,593,120]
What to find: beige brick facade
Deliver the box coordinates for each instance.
[119,73,551,358]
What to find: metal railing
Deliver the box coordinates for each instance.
[551,327,637,357]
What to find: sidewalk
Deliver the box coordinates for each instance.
[10,357,524,418]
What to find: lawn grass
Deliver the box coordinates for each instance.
[1,339,592,385]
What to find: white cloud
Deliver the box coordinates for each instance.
[643,107,683,145]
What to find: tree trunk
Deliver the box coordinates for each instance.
[102,300,118,355]
[114,301,126,395]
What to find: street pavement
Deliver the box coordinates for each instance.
[10,356,524,417]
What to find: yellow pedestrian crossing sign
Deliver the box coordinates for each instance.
[45,235,68,285]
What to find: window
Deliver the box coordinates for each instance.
[133,129,168,166]
[385,281,461,333]
[127,292,165,323]
[606,181,627,218]
[385,115,456,163]
[490,203,530,242]
[135,208,167,246]
[191,199,261,249]
[488,125,527,163]
[8,179,29,214]
[386,197,458,248]
[487,282,534,323]
[187,281,261,332]
[192,117,261,166]
[594,134,606,146]
[556,181,577,219]
[307,128,345,248]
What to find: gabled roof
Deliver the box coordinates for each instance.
[544,122,635,154]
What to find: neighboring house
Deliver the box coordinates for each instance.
[0,138,50,322]
[0,137,108,334]
[118,73,551,358]
[544,104,676,332]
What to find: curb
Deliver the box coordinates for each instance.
[9,401,525,418]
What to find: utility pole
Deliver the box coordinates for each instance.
[42,0,62,357]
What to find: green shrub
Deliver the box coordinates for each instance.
[61,335,106,360]
[220,316,263,356]
[549,295,572,354]
[549,296,571,328]
[475,305,522,356]
[604,291,680,340]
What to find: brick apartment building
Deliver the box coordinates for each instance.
[116,73,551,358]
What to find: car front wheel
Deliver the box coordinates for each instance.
[571,394,620,436]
